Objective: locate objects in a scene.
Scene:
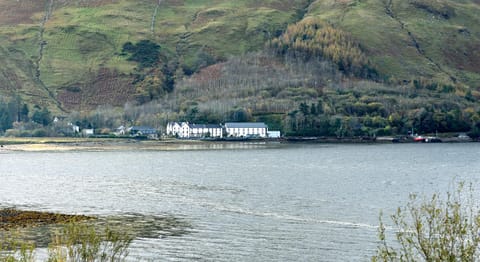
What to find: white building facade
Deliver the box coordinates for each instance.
[167,122,223,138]
[224,122,268,138]
[167,122,190,138]
[166,122,181,136]
[189,124,223,138]
[267,130,281,138]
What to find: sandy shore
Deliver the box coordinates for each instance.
[1,140,193,152]
[0,138,276,152]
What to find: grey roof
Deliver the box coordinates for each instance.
[224,122,267,128]
[131,126,155,130]
[130,126,157,133]
[189,124,222,129]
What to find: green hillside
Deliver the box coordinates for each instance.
[0,0,309,112]
[306,0,480,85]
[0,0,480,136]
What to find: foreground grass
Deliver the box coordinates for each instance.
[0,209,132,262]
[373,183,480,261]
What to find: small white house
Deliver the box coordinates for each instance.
[166,122,190,138]
[129,126,158,139]
[82,128,94,137]
[115,125,127,136]
[166,122,182,136]
[68,123,80,133]
[224,122,268,138]
[268,131,281,138]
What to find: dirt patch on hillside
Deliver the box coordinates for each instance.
[0,0,122,25]
[54,0,119,8]
[0,0,45,25]
[191,63,225,84]
[0,68,23,91]
[443,40,480,74]
[193,8,231,26]
[246,0,304,12]
[58,68,136,110]
[165,0,184,6]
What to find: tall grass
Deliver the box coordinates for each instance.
[0,231,35,262]
[0,221,133,262]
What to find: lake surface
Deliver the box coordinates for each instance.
[1,143,479,261]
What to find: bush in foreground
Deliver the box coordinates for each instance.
[373,183,480,261]
[0,221,133,262]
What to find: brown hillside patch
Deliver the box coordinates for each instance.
[165,0,184,6]
[0,0,119,25]
[54,0,120,8]
[192,8,231,26]
[79,0,118,7]
[58,68,136,110]
[246,0,312,12]
[246,1,290,12]
[443,38,480,74]
[192,63,225,85]
[0,68,23,91]
[0,0,44,25]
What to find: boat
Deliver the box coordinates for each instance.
[413,135,441,143]
[413,135,425,142]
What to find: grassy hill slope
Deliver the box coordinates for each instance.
[306,0,480,86]
[0,0,479,115]
[0,0,308,112]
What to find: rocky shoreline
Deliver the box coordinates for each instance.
[0,208,93,230]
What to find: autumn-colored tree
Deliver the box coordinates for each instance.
[270,17,377,79]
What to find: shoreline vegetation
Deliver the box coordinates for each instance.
[0,135,476,152]
[0,209,93,231]
[0,208,131,261]
[0,208,191,261]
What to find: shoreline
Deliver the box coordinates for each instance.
[0,138,279,152]
[0,136,476,152]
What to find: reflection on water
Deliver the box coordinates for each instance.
[98,213,191,239]
[0,143,479,261]
[0,213,191,249]
[156,141,282,151]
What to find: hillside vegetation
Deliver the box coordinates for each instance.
[0,0,308,111]
[307,0,480,85]
[0,0,479,136]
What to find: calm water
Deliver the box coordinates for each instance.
[1,143,479,261]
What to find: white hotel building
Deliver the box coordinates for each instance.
[166,122,270,139]
[166,122,223,138]
[224,122,268,138]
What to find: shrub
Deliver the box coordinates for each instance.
[0,231,35,262]
[32,129,48,137]
[373,183,480,261]
[122,40,160,68]
[4,129,21,137]
[48,222,132,262]
[0,221,133,262]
